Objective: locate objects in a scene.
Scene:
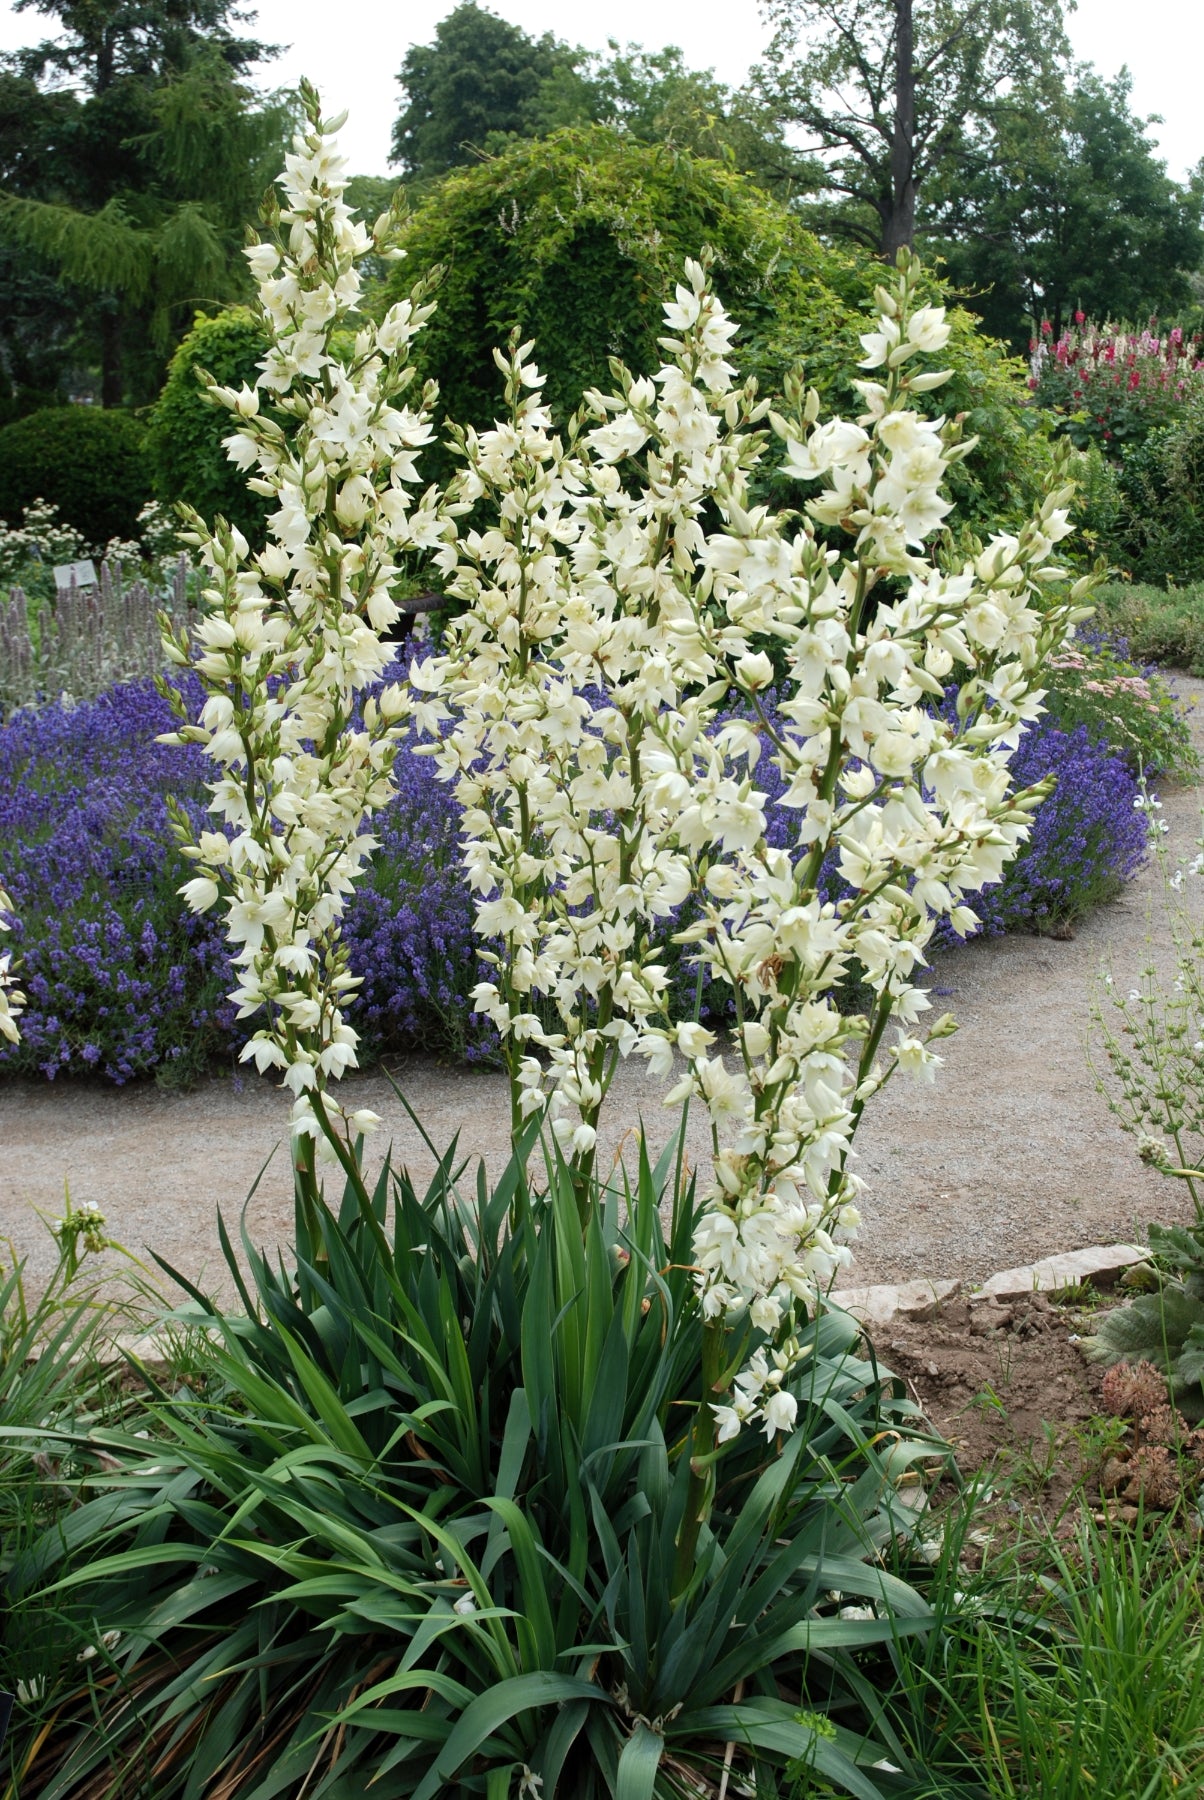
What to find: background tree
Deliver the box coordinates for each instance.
[754,0,1068,256]
[390,1,577,182]
[926,69,1204,344]
[0,0,290,406]
[391,4,811,199]
[0,66,83,416]
[531,41,816,199]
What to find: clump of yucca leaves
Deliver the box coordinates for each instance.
[2,1114,957,1800]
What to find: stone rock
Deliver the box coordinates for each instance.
[978,1243,1150,1302]
[969,1305,1004,1336]
[831,1277,959,1326]
[896,1278,961,1320]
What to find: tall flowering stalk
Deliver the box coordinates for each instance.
[164,97,1090,1594]
[159,84,444,1207]
[416,331,727,1174]
[0,884,22,1046]
[422,257,1092,1451]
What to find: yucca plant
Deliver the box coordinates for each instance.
[6,1120,951,1799]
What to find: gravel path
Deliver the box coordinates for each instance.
[3,678,1203,1304]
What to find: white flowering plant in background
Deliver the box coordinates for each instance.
[0,883,23,1047]
[165,86,1090,1500]
[1092,802,1204,1208]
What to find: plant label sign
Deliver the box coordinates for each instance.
[53,560,97,593]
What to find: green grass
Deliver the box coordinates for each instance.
[1094,581,1204,679]
[887,1493,1204,1798]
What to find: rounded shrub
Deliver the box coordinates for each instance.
[382,126,1053,535]
[0,407,149,549]
[1114,392,1204,585]
[146,308,272,546]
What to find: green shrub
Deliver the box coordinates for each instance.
[1044,635,1197,781]
[383,127,1053,538]
[1070,441,1125,562]
[0,407,149,550]
[1092,580,1204,675]
[146,307,272,546]
[1113,393,1204,587]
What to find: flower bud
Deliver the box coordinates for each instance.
[735,651,774,691]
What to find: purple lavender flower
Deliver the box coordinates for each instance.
[930,719,1146,944]
[0,676,492,1082]
[0,672,1147,1084]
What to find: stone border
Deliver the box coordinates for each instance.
[831,1242,1150,1327]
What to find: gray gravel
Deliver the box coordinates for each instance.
[3,677,1202,1305]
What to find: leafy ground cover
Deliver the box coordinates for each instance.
[0,645,1175,1087]
[1094,581,1204,677]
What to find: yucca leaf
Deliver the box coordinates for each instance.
[532,1695,591,1792]
[409,1670,606,1800]
[268,1331,374,1463]
[615,1719,664,1800]
[494,1387,533,1509]
[30,1515,203,1596]
[580,1308,631,1483]
[686,1701,888,1799]
[481,1498,560,1670]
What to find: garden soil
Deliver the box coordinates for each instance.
[4,678,1204,1345]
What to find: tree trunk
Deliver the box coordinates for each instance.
[882,0,917,258]
[99,308,122,408]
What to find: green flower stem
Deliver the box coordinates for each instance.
[671,1315,725,1601]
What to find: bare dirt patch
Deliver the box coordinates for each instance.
[872,1292,1106,1500]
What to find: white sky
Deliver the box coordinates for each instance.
[1,0,1199,179]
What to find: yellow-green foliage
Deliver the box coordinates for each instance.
[382,126,1054,539]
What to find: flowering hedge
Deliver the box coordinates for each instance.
[1032,316,1204,454]
[0,669,1147,1085]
